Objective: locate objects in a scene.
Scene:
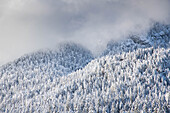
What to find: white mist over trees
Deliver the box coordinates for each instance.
[0,0,170,65]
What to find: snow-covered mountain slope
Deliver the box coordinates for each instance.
[0,43,93,77]
[0,23,169,113]
[102,23,170,56]
[0,47,169,113]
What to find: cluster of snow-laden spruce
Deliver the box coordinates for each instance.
[0,47,169,113]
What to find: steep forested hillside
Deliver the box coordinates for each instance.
[0,23,169,113]
[0,47,169,113]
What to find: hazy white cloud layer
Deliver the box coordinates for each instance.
[0,0,170,65]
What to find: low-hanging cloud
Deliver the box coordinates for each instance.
[0,0,170,65]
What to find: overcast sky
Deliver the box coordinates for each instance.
[0,0,170,65]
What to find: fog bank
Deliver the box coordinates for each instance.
[0,0,170,65]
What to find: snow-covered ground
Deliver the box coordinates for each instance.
[0,23,169,113]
